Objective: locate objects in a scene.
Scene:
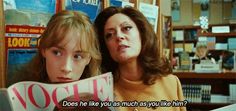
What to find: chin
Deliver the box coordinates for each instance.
[118,56,137,63]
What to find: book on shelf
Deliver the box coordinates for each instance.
[215,43,228,50]
[198,36,207,41]
[183,84,236,105]
[207,37,216,50]
[197,36,216,50]
[228,38,236,50]
[182,84,211,103]
[212,26,230,33]
[178,51,190,70]
[210,94,229,104]
[229,84,236,103]
[229,19,236,24]
[185,30,197,41]
[174,43,184,53]
[0,73,113,111]
[222,51,234,70]
[184,43,194,53]
[172,30,184,41]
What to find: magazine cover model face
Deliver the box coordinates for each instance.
[104,13,141,64]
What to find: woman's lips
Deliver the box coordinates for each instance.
[57,77,73,82]
[118,45,129,51]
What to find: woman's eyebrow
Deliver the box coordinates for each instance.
[74,50,84,53]
[53,45,64,50]
[105,21,130,31]
[105,27,115,32]
[121,21,130,26]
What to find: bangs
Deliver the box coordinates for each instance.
[73,27,91,52]
[41,23,73,49]
[56,25,91,52]
[40,11,94,54]
[72,20,94,53]
[52,26,70,47]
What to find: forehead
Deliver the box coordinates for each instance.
[60,29,77,41]
[105,13,135,28]
[57,29,87,51]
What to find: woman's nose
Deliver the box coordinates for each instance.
[116,30,125,41]
[60,57,72,74]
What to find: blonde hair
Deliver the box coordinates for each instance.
[195,41,208,59]
[196,41,207,51]
[196,41,207,49]
[10,10,101,84]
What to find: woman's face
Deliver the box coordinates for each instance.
[41,31,91,83]
[196,47,208,59]
[104,13,141,63]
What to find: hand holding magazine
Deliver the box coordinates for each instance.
[0,72,113,111]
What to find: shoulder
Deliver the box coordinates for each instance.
[153,74,185,99]
[155,74,182,89]
[159,74,180,82]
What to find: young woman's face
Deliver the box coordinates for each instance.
[42,31,91,83]
[104,13,141,63]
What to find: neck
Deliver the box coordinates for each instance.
[118,60,143,81]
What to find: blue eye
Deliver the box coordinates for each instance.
[52,50,62,56]
[74,54,82,60]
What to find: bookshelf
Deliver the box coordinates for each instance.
[172,24,236,110]
[0,0,6,88]
[170,0,236,110]
[172,24,236,67]
[174,72,236,79]
[172,25,199,70]
[175,72,236,110]
[197,31,236,37]
[197,24,236,37]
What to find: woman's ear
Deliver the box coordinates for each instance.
[41,49,46,58]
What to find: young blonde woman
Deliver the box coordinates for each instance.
[95,7,187,111]
[9,10,101,84]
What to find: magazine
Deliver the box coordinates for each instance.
[5,25,44,87]
[3,0,56,26]
[110,0,134,7]
[139,2,159,33]
[0,72,113,111]
[65,0,102,22]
